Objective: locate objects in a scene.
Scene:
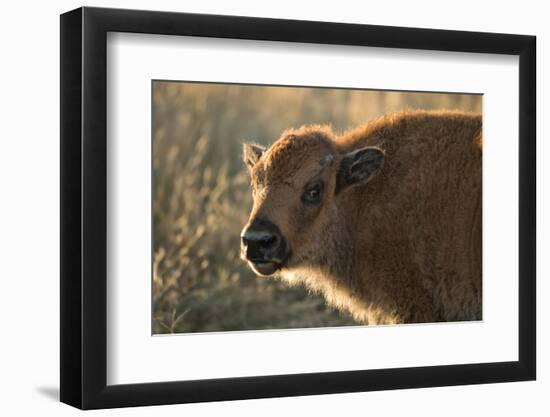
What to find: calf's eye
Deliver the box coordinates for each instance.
[302,183,323,205]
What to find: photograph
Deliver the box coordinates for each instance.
[55,4,538,412]
[152,81,483,334]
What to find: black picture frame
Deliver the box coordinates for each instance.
[60,6,536,410]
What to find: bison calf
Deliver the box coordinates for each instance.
[240,110,482,325]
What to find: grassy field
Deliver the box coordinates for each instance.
[152,81,482,334]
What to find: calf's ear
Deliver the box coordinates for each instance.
[243,143,265,172]
[336,147,384,194]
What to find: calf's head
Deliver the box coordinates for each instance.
[240,126,384,276]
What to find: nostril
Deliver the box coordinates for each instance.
[262,235,277,248]
[261,235,274,248]
[260,234,279,249]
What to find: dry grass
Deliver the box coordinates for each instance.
[152,81,481,334]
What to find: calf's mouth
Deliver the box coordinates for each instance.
[247,259,283,276]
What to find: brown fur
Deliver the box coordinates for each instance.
[243,110,482,325]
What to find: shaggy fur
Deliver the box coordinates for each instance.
[242,110,482,325]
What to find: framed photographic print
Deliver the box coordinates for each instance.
[60,6,536,409]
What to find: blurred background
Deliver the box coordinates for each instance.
[152,81,481,334]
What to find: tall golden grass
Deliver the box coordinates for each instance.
[152,81,481,334]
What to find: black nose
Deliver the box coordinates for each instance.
[241,219,284,262]
[241,229,281,260]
